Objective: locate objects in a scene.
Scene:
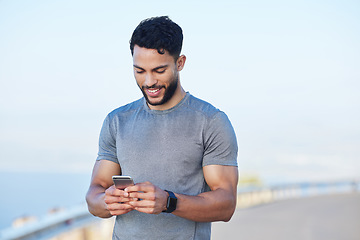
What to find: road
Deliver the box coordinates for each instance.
[211,193,360,240]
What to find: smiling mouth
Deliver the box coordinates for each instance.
[144,86,164,98]
[147,89,160,93]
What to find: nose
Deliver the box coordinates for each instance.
[145,73,157,87]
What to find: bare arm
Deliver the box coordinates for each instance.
[86,160,134,218]
[173,165,238,222]
[126,165,238,222]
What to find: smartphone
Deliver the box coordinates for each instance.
[112,175,134,190]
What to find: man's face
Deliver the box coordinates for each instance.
[133,45,183,110]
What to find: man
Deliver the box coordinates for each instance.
[86,16,238,240]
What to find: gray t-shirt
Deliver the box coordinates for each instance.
[97,92,238,240]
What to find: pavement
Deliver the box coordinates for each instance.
[211,193,360,240]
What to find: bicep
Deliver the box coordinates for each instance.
[203,165,238,194]
[90,160,121,189]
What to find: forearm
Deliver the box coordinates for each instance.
[173,188,237,222]
[86,185,112,218]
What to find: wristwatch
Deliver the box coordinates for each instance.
[162,190,177,213]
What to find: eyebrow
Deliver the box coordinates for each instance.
[133,64,168,71]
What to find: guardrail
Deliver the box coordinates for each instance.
[0,205,95,240]
[1,180,359,240]
[237,179,359,208]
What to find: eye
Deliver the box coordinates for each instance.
[156,69,166,74]
[135,69,144,74]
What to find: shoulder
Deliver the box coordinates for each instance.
[185,94,235,133]
[106,98,143,121]
[185,94,222,119]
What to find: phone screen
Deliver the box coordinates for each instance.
[112,176,134,189]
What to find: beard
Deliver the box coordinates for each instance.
[140,74,179,106]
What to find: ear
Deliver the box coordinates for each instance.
[176,55,186,71]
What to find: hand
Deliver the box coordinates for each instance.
[125,181,168,215]
[104,185,135,216]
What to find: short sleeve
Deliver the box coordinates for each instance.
[202,112,238,167]
[96,115,119,163]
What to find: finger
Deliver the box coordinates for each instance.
[106,202,134,215]
[106,188,137,202]
[127,191,155,200]
[106,186,127,197]
[132,205,160,215]
[105,195,136,204]
[104,195,119,204]
[107,202,134,211]
[125,182,154,193]
[128,199,155,208]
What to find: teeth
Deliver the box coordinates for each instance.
[148,89,159,93]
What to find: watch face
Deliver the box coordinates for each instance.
[169,197,177,208]
[165,190,177,213]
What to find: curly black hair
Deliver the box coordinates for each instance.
[130,16,183,59]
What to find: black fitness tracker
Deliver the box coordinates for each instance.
[163,190,177,213]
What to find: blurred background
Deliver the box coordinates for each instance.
[0,0,359,239]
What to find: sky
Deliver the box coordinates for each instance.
[1,0,359,185]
